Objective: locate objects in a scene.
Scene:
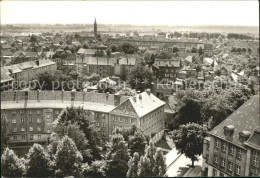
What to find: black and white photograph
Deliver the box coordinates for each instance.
[0,0,259,177]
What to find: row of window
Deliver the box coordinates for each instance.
[252,150,258,167]
[213,155,241,175]
[13,126,42,132]
[215,139,242,159]
[96,122,106,127]
[113,116,133,123]
[13,135,42,141]
[11,110,59,115]
[12,118,42,124]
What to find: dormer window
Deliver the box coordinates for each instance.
[223,125,234,139]
[239,131,251,144]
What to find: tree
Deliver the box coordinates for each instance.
[82,160,106,176]
[127,152,140,177]
[129,64,153,92]
[171,123,207,167]
[36,72,55,90]
[106,134,130,176]
[30,35,37,43]
[51,123,92,163]
[172,45,179,53]
[191,46,198,53]
[136,141,167,176]
[119,43,139,54]
[1,148,25,177]
[137,155,151,176]
[1,116,7,154]
[58,107,102,162]
[153,149,167,176]
[26,143,54,177]
[128,131,147,156]
[174,89,202,126]
[55,136,83,176]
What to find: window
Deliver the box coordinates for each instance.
[37,110,40,115]
[222,142,227,152]
[13,127,17,132]
[125,118,128,123]
[22,135,25,140]
[213,168,217,177]
[237,148,242,159]
[37,118,41,123]
[30,135,33,140]
[221,158,226,167]
[113,125,116,129]
[21,127,25,132]
[21,118,25,123]
[102,114,105,118]
[29,127,33,131]
[12,111,16,115]
[55,110,59,114]
[102,122,105,127]
[12,119,16,124]
[252,151,258,167]
[235,164,241,175]
[47,129,51,133]
[46,114,50,119]
[102,131,105,136]
[215,139,219,149]
[214,154,218,164]
[229,145,234,155]
[97,122,100,126]
[37,127,41,132]
[114,117,117,122]
[20,110,24,115]
[119,117,122,122]
[29,118,33,123]
[14,136,17,141]
[38,135,41,139]
[220,172,224,177]
[228,161,233,171]
[130,118,133,123]
[29,110,32,114]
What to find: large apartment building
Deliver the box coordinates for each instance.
[1,59,57,90]
[202,95,260,177]
[1,89,165,146]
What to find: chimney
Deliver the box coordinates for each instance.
[239,131,251,144]
[146,89,151,95]
[37,89,40,102]
[106,92,109,101]
[114,93,121,106]
[139,94,142,100]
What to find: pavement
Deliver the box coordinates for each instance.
[166,154,202,177]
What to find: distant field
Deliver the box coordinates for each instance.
[1,24,259,36]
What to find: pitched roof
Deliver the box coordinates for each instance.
[128,91,165,117]
[210,95,260,147]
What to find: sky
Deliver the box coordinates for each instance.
[1,0,259,26]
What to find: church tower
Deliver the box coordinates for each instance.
[94,18,97,37]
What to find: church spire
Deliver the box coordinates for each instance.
[94,18,97,37]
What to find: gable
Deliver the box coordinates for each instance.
[110,99,138,118]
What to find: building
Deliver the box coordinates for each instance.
[153,57,181,81]
[1,89,166,145]
[1,68,14,92]
[110,89,165,140]
[202,95,260,177]
[1,59,57,89]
